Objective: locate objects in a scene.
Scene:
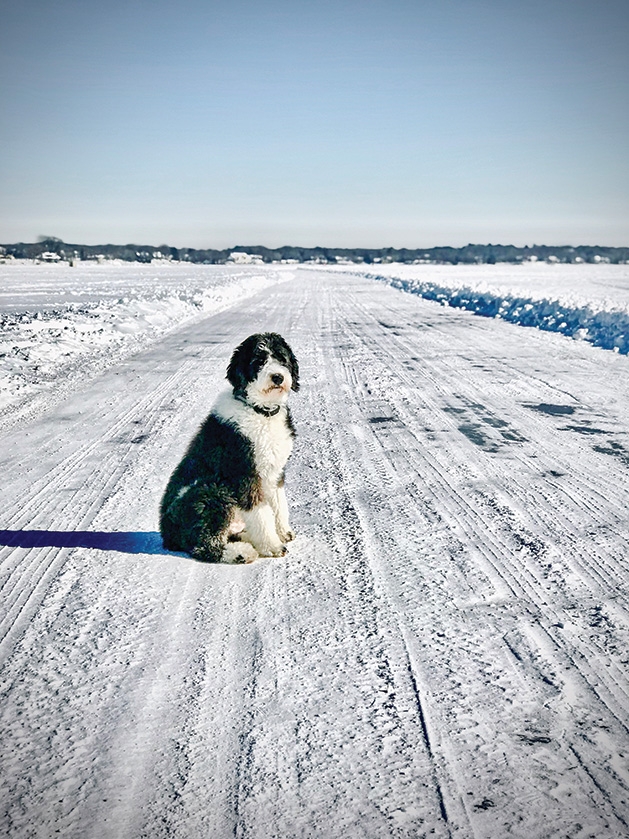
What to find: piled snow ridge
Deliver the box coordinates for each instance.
[350,266,629,355]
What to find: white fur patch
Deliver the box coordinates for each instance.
[176,478,198,500]
[211,388,295,557]
[213,390,294,492]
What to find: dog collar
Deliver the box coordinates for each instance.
[236,395,281,417]
[251,403,281,417]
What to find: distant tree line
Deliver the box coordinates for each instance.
[2,238,628,265]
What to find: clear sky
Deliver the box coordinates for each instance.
[1,0,628,248]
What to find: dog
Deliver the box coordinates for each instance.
[160,332,299,563]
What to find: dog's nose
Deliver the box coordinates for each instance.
[271,373,284,385]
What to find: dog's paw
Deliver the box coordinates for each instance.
[222,542,259,564]
[257,544,288,558]
[279,529,295,543]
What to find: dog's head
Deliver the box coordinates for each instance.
[227,332,299,410]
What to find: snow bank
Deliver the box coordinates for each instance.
[340,263,629,355]
[0,263,293,419]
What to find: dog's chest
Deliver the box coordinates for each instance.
[246,415,293,480]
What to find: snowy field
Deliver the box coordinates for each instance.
[1,264,629,837]
[329,262,629,355]
[0,261,293,423]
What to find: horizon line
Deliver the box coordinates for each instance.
[3,239,628,251]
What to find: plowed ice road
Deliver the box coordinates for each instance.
[2,268,629,839]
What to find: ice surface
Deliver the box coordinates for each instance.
[0,262,293,422]
[1,265,629,838]
[333,262,629,355]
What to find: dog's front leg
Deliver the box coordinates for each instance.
[271,483,294,543]
[241,503,286,557]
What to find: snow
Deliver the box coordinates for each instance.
[329,262,629,355]
[1,264,629,837]
[0,261,294,423]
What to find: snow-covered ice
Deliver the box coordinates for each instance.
[0,262,293,423]
[331,262,629,355]
[1,264,629,837]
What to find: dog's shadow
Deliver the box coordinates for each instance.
[0,529,173,556]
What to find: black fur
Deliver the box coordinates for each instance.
[160,415,262,561]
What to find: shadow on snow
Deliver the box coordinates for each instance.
[0,529,171,556]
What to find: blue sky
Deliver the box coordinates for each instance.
[1,0,627,248]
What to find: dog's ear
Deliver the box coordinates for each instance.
[227,335,258,393]
[287,345,299,392]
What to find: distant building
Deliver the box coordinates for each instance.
[227,252,264,264]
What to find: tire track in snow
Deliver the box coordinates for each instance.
[304,273,629,837]
[0,360,195,658]
[333,278,629,730]
[286,408,453,836]
[295,322,460,837]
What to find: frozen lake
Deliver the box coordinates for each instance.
[1,264,629,837]
[0,261,294,312]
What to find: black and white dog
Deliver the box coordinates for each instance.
[160,332,299,563]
